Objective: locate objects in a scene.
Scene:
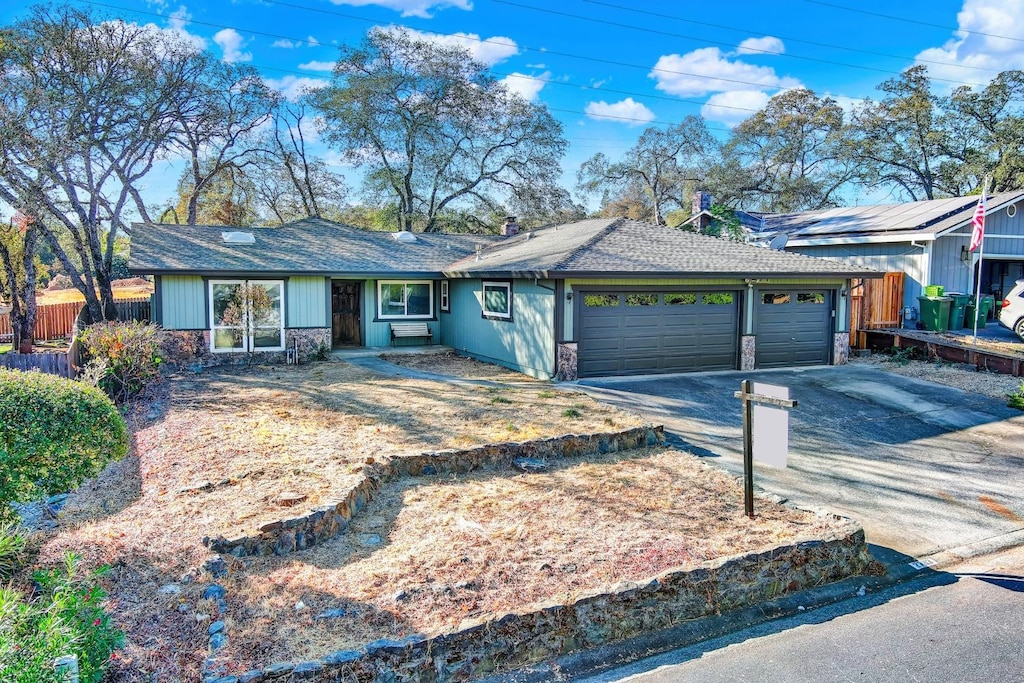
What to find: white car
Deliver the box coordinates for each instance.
[999,279,1024,341]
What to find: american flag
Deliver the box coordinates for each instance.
[969,191,986,252]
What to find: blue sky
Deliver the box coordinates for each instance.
[4,0,1023,209]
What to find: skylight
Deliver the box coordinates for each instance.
[392,231,418,243]
[222,231,255,244]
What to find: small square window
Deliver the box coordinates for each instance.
[798,292,826,304]
[761,292,791,305]
[665,293,697,305]
[703,292,734,305]
[482,281,512,320]
[626,294,658,306]
[584,294,620,307]
[440,281,450,312]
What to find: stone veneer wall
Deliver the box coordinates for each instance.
[556,342,578,381]
[740,335,756,371]
[205,426,665,558]
[203,520,870,682]
[162,328,331,367]
[833,331,850,365]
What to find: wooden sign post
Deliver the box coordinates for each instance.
[734,379,798,518]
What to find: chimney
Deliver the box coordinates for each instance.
[691,191,712,216]
[501,216,519,237]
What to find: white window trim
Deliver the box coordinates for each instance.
[440,280,450,312]
[482,280,512,320]
[377,280,434,320]
[208,279,286,353]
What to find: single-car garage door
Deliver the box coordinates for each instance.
[577,290,739,377]
[755,289,834,368]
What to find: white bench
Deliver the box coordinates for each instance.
[389,322,433,346]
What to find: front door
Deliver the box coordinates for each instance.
[332,281,361,346]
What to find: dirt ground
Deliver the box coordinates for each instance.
[381,350,542,383]
[850,352,1022,401]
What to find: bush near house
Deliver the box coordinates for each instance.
[78,321,162,404]
[0,369,128,521]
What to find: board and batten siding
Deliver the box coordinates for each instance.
[787,245,926,310]
[362,279,441,347]
[442,278,556,379]
[159,275,206,329]
[562,277,848,341]
[287,276,329,328]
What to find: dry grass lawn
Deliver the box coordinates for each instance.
[25,356,856,680]
[381,350,543,383]
[35,282,154,305]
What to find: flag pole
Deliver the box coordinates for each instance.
[972,178,989,348]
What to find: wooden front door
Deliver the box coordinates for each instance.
[332,281,361,346]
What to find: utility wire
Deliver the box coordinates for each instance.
[582,0,1004,75]
[490,0,990,88]
[804,0,1024,44]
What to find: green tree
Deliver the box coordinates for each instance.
[0,5,206,322]
[576,116,718,224]
[724,89,853,212]
[0,213,39,352]
[310,28,567,233]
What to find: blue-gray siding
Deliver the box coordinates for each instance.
[287,276,329,328]
[160,275,206,329]
[442,278,556,379]
[788,245,927,310]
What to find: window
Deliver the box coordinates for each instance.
[665,293,697,305]
[482,281,512,320]
[584,294,620,307]
[440,281,450,313]
[761,292,791,305]
[209,280,284,353]
[703,292,735,305]
[377,281,433,319]
[626,293,658,306]
[798,291,826,304]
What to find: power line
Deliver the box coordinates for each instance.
[804,0,1024,44]
[582,0,1004,75]
[490,0,991,88]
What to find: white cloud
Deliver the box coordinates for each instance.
[327,0,471,19]
[736,36,785,56]
[526,62,547,69]
[213,28,252,63]
[914,0,1024,87]
[299,60,336,72]
[273,39,298,48]
[500,71,550,101]
[307,35,321,47]
[701,90,771,127]
[264,75,330,101]
[386,26,518,66]
[650,47,801,97]
[826,93,870,114]
[590,78,607,88]
[584,98,656,126]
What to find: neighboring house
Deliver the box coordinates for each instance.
[750,192,1024,314]
[129,216,878,380]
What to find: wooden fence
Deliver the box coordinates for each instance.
[0,296,151,342]
[850,272,905,349]
[0,350,75,377]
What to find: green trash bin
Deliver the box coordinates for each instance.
[946,293,970,330]
[917,296,953,331]
[965,295,996,328]
[981,295,995,322]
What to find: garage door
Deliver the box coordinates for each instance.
[755,290,833,368]
[577,291,739,377]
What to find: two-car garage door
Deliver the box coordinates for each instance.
[577,290,739,377]
[576,288,834,378]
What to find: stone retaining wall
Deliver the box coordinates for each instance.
[161,328,331,368]
[208,520,869,682]
[205,426,665,558]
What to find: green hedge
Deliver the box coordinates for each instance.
[0,369,128,520]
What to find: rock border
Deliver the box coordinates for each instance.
[201,519,870,682]
[204,426,665,558]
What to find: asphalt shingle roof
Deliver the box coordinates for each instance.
[130,216,878,279]
[130,218,497,274]
[446,218,878,277]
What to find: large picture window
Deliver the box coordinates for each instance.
[377,280,434,319]
[482,281,512,320]
[209,280,285,353]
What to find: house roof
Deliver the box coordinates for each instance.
[129,218,498,275]
[445,217,878,278]
[759,191,1024,246]
[129,216,879,280]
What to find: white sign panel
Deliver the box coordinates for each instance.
[752,382,790,468]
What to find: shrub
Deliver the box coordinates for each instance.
[79,321,162,403]
[1009,381,1024,411]
[0,369,128,521]
[0,549,124,683]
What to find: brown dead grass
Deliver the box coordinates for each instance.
[29,359,642,680]
[36,283,153,305]
[218,447,844,670]
[380,350,542,382]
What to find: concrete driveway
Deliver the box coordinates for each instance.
[577,365,1024,560]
